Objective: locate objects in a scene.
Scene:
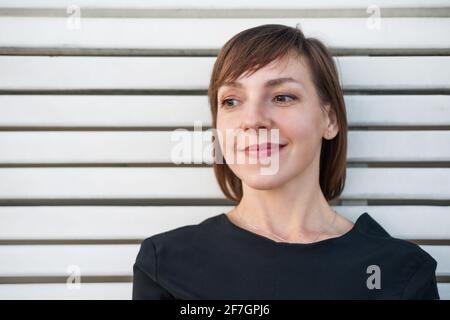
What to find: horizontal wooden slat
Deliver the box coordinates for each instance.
[345,95,450,126]
[1,95,449,128]
[0,167,222,199]
[0,206,228,240]
[346,131,450,162]
[0,282,132,300]
[340,206,450,240]
[0,282,448,300]
[1,0,448,10]
[0,131,449,164]
[437,283,450,300]
[0,244,448,277]
[1,206,449,241]
[421,246,450,276]
[0,244,138,277]
[0,95,213,127]
[1,18,450,51]
[0,168,448,200]
[0,56,449,90]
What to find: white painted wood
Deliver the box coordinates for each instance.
[346,131,450,162]
[1,95,449,128]
[0,56,449,90]
[340,206,450,240]
[422,246,450,276]
[438,283,450,300]
[343,168,450,200]
[0,131,449,164]
[0,244,448,277]
[1,18,449,50]
[0,0,448,301]
[2,206,449,241]
[345,95,450,126]
[0,95,213,127]
[337,57,450,90]
[0,131,210,164]
[0,244,139,277]
[0,282,448,300]
[0,206,396,239]
[1,0,448,10]
[0,206,230,240]
[0,167,222,199]
[0,283,132,300]
[0,168,448,200]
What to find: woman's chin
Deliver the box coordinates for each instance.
[240,174,288,190]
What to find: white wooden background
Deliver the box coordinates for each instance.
[0,0,449,299]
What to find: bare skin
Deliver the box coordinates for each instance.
[216,51,354,244]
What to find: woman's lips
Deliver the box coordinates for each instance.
[243,143,287,157]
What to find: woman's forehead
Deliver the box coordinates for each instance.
[221,55,310,90]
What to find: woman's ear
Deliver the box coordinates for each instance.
[323,103,339,140]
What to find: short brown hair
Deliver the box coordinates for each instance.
[208,24,348,204]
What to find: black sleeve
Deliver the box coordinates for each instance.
[401,256,440,300]
[132,238,175,300]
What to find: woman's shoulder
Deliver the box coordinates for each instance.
[355,213,438,284]
[350,212,439,299]
[145,213,224,245]
[354,212,435,260]
[356,212,436,263]
[135,213,224,259]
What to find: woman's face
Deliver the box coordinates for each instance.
[216,52,337,190]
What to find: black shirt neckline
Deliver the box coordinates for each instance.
[220,211,369,247]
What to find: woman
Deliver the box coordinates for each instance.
[132,24,440,300]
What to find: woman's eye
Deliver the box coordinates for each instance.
[274,94,297,104]
[220,94,297,109]
[221,98,238,108]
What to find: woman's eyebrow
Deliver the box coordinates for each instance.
[220,77,303,89]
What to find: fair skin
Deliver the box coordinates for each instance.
[216,51,354,244]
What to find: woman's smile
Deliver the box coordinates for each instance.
[242,143,288,158]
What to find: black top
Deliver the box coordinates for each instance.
[132,212,440,300]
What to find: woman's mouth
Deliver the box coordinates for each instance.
[243,143,287,157]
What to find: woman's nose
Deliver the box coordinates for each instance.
[240,101,272,132]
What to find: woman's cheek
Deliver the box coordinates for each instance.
[284,115,320,160]
[215,126,238,164]
[280,112,310,140]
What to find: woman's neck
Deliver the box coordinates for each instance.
[228,183,348,243]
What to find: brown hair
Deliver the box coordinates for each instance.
[208,24,348,204]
